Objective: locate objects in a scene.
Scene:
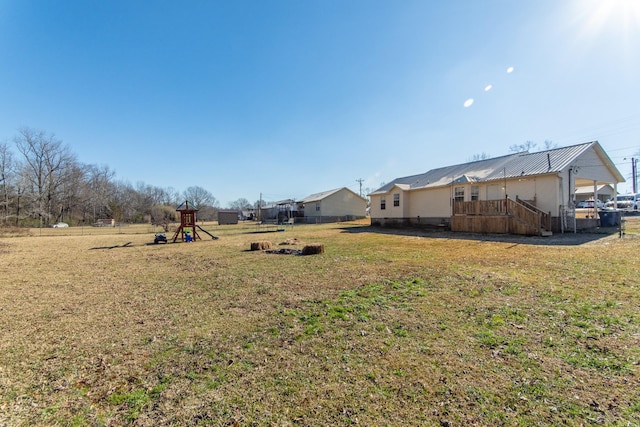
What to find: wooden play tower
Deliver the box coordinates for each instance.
[172,200,218,242]
[172,200,199,242]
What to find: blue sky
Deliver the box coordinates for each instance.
[1,0,639,206]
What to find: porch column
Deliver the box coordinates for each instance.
[593,181,600,224]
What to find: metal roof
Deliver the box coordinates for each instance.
[483,142,595,181]
[371,141,619,194]
[300,187,361,203]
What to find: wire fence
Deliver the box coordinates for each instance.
[619,214,639,238]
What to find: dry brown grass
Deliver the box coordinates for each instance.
[1,218,639,426]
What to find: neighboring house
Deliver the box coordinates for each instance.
[369,141,625,235]
[258,199,297,222]
[298,187,368,223]
[575,184,615,203]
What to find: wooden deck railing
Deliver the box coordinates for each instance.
[453,199,507,215]
[453,198,551,235]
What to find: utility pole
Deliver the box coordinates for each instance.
[633,158,638,194]
[356,178,364,197]
[624,157,638,194]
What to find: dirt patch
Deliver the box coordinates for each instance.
[349,225,626,246]
[266,244,324,256]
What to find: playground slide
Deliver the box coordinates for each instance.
[197,224,219,239]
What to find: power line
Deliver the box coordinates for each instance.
[552,114,640,144]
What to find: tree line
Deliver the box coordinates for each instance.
[0,127,226,227]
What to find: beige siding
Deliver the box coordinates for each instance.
[530,175,561,215]
[407,187,451,217]
[386,189,408,218]
[305,201,323,218]
[306,188,367,218]
[370,188,410,218]
[369,194,385,218]
[501,174,559,214]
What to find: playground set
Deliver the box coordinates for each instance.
[171,200,218,242]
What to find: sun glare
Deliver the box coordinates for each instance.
[572,0,640,40]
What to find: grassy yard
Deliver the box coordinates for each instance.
[1,219,639,426]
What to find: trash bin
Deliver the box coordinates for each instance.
[599,210,621,227]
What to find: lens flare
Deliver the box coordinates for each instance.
[464,66,513,107]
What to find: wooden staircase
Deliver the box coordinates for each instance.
[513,197,552,236]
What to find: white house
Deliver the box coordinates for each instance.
[575,184,615,203]
[299,187,368,223]
[369,141,625,234]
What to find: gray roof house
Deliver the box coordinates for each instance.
[298,187,368,223]
[369,141,625,234]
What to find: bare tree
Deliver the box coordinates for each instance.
[509,140,537,153]
[110,181,140,223]
[157,187,181,207]
[510,140,557,154]
[56,161,86,224]
[82,164,116,223]
[181,186,218,221]
[469,152,491,161]
[228,198,251,211]
[0,141,15,224]
[183,186,217,209]
[150,204,177,231]
[14,127,75,227]
[3,128,241,227]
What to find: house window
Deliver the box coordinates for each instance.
[380,197,386,210]
[393,193,400,207]
[471,186,479,201]
[315,203,320,211]
[454,186,464,202]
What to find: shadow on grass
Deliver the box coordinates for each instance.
[89,242,134,250]
[340,225,623,246]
